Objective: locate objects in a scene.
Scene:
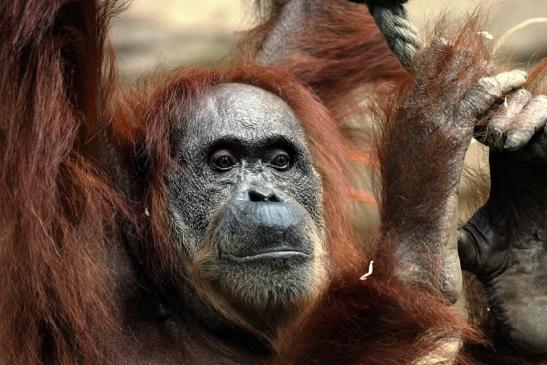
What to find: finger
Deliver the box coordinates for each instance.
[457,228,479,273]
[462,70,528,118]
[475,89,532,148]
[504,95,547,151]
[457,208,495,275]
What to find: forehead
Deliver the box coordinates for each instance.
[183,83,305,144]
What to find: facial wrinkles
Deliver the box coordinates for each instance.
[184,83,307,152]
[170,83,325,239]
[179,84,316,198]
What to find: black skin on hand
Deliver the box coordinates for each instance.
[459,126,547,354]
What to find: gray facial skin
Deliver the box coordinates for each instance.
[167,83,327,314]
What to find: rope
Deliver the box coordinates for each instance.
[350,0,420,70]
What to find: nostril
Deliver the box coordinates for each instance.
[266,193,281,203]
[248,188,281,203]
[248,189,268,202]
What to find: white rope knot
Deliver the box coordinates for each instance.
[359,260,375,281]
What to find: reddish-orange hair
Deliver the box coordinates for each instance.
[0,1,127,364]
[2,0,545,363]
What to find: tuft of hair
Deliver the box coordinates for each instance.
[0,1,128,364]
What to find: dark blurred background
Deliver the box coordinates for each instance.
[112,0,547,79]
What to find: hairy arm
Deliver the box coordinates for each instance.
[0,1,124,363]
[376,26,533,307]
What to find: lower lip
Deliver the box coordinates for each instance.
[225,251,310,263]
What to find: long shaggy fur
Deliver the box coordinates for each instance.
[1,0,545,364]
[0,1,128,364]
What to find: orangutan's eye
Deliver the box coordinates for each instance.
[210,149,237,171]
[270,150,292,170]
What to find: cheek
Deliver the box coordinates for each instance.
[285,173,324,225]
[166,170,234,252]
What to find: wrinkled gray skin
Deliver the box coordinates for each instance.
[167,83,326,316]
[459,95,547,354]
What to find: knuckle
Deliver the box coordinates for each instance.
[477,76,498,94]
[507,92,532,113]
